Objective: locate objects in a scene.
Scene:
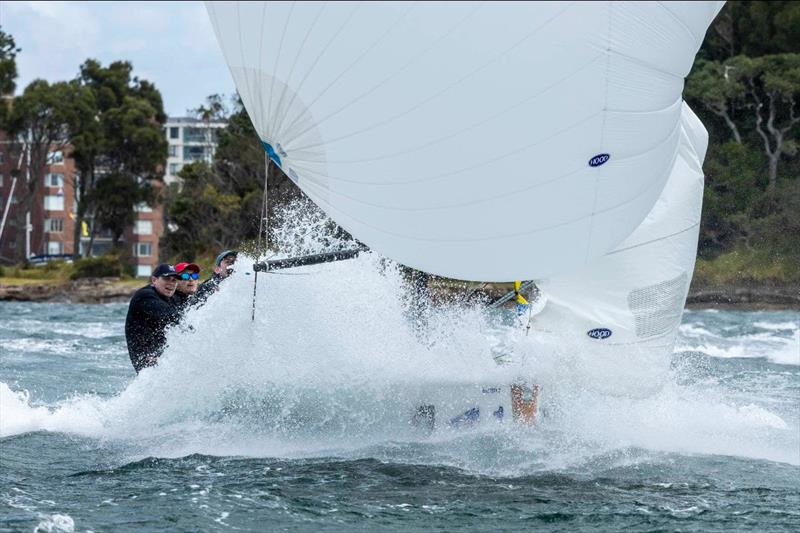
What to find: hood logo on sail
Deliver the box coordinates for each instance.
[588,153,610,167]
[587,328,612,339]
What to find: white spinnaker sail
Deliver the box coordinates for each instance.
[206,1,722,281]
[533,103,708,389]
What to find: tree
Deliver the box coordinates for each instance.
[699,1,800,61]
[0,27,20,127]
[162,96,307,259]
[685,58,746,144]
[736,54,800,193]
[687,53,800,194]
[6,80,79,262]
[70,60,167,256]
[0,27,19,96]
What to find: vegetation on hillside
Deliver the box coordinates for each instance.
[2,3,798,287]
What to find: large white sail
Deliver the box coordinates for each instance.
[206,1,723,281]
[532,103,708,390]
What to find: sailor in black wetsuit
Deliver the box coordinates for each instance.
[196,250,237,302]
[124,264,182,372]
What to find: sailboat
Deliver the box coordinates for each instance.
[205,1,725,427]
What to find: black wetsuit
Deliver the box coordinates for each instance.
[124,285,181,372]
[196,272,225,302]
[172,290,196,314]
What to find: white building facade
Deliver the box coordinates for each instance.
[164,117,227,184]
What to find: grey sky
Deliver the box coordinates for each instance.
[3,1,235,117]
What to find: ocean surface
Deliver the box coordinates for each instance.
[1,260,798,532]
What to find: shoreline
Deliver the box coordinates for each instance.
[1,277,797,310]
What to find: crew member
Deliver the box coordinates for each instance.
[173,261,201,312]
[124,264,182,372]
[196,250,237,301]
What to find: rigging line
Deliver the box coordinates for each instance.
[252,152,270,322]
[285,1,574,148]
[275,1,421,138]
[266,1,295,140]
[271,2,362,140]
[269,1,327,141]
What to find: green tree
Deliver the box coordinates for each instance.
[6,80,80,262]
[0,27,19,96]
[162,96,303,260]
[0,27,20,126]
[700,1,800,61]
[70,60,167,256]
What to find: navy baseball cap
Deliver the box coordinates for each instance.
[151,264,180,278]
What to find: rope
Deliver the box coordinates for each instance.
[252,153,270,322]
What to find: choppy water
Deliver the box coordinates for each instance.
[1,257,798,531]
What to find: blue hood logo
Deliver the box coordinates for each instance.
[588,153,610,167]
[587,328,612,339]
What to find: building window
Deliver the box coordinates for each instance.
[133,220,153,235]
[45,218,64,233]
[0,173,4,186]
[183,127,207,143]
[47,241,63,255]
[47,150,64,164]
[183,145,206,162]
[45,172,65,187]
[134,202,152,213]
[168,163,180,175]
[168,145,178,157]
[133,242,152,257]
[44,195,65,210]
[170,127,180,139]
[136,264,152,277]
[0,152,4,164]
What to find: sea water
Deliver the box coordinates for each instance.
[1,254,798,531]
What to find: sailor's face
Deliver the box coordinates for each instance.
[177,272,199,294]
[152,276,178,297]
[217,255,236,278]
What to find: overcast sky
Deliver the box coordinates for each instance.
[3,1,235,117]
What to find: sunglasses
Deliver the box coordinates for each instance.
[180,272,199,280]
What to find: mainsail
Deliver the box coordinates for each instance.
[206,1,723,282]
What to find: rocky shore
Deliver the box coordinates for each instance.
[1,277,797,309]
[0,278,140,304]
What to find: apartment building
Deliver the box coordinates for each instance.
[0,142,163,276]
[164,117,226,184]
[1,117,225,274]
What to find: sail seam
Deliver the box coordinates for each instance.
[585,0,614,264]
[297,168,671,243]
[607,223,700,256]
[284,2,576,149]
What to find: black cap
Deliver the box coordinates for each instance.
[152,264,180,278]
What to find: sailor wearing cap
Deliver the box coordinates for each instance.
[173,261,201,312]
[196,250,237,301]
[124,264,182,372]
